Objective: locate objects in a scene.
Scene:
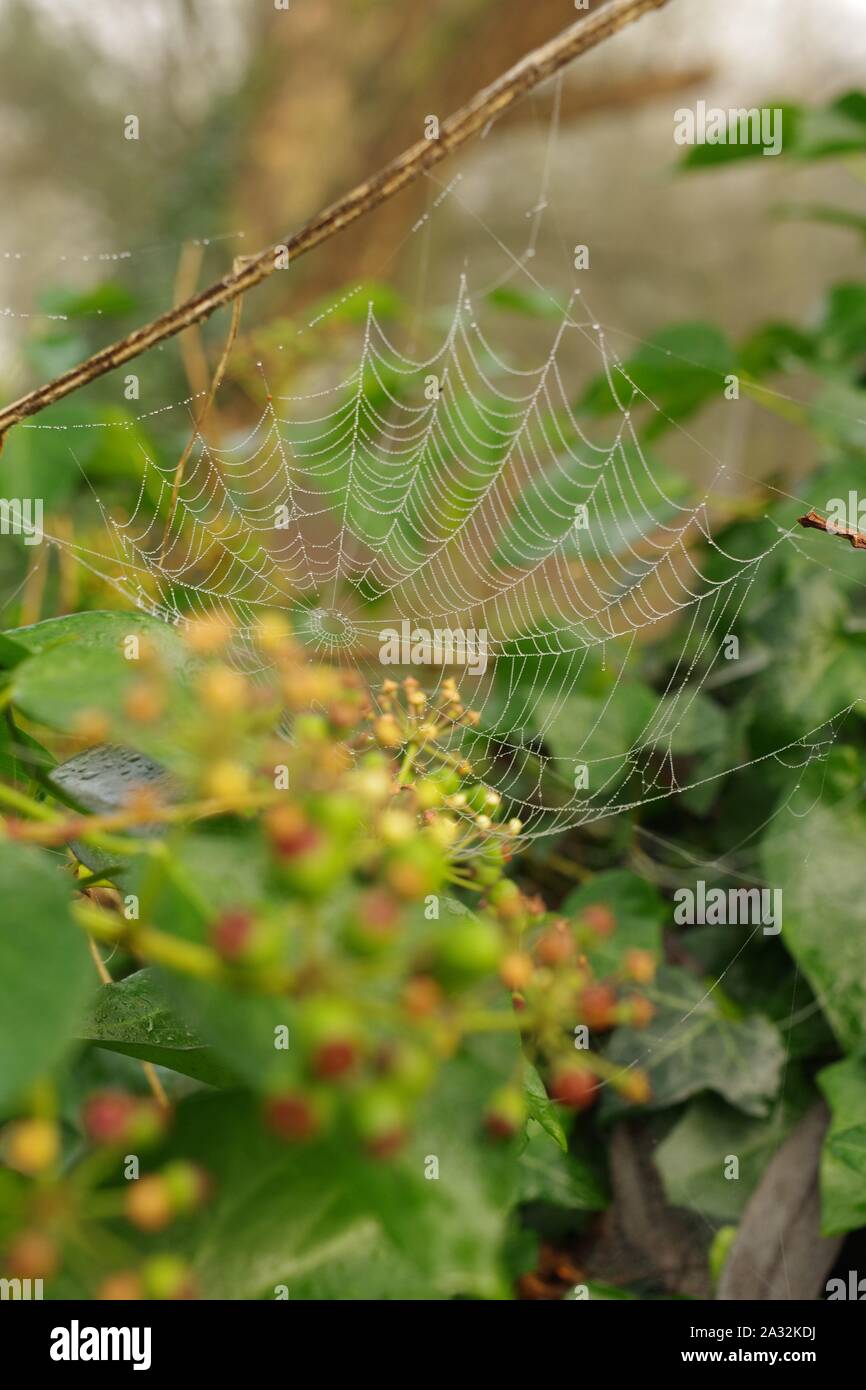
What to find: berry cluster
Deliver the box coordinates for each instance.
[0,613,657,1295]
[0,1094,207,1299]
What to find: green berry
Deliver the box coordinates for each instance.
[435,916,503,985]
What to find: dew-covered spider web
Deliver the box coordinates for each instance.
[14,76,850,848]
[25,270,843,845]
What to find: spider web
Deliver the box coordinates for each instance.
[14,76,846,850]
[25,272,839,845]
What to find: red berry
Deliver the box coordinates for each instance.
[580,983,618,1031]
[5,1230,60,1280]
[211,910,254,960]
[312,1039,357,1079]
[549,1066,597,1111]
[82,1091,137,1144]
[264,1093,320,1142]
[536,922,573,967]
[583,904,616,938]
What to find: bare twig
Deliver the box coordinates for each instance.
[0,0,671,440]
[160,277,243,561]
[798,509,866,550]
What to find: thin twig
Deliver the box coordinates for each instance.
[798,509,866,550]
[0,0,671,439]
[160,283,243,561]
[86,931,170,1108]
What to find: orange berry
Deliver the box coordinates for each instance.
[402,975,443,1018]
[624,948,656,984]
[125,1176,173,1232]
[124,682,165,723]
[73,709,111,745]
[198,667,247,715]
[185,615,234,654]
[3,1118,59,1175]
[204,760,251,803]
[499,952,534,990]
[628,994,656,1028]
[619,1069,652,1104]
[98,1271,145,1300]
[373,715,402,748]
[5,1230,60,1280]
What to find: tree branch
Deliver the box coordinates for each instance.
[0,0,671,439]
[798,510,866,550]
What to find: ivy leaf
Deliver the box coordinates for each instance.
[604,966,785,1118]
[654,1078,812,1222]
[524,1063,567,1151]
[518,1122,608,1210]
[763,750,866,1051]
[7,612,190,746]
[162,1039,519,1299]
[578,324,735,435]
[818,1057,866,1236]
[0,841,92,1108]
[79,970,237,1089]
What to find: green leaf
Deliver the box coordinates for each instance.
[486,286,568,320]
[78,970,237,1088]
[678,104,796,168]
[562,869,664,975]
[2,405,157,511]
[304,280,404,327]
[795,92,866,158]
[749,575,866,739]
[814,282,866,367]
[39,282,137,320]
[7,612,191,754]
[654,1082,812,1222]
[604,966,785,1118]
[763,750,866,1052]
[0,840,92,1108]
[524,1063,567,1150]
[518,1121,607,1210]
[737,321,814,376]
[817,1057,866,1236]
[679,94,866,169]
[493,438,690,569]
[531,680,659,797]
[579,324,735,435]
[9,610,187,666]
[162,1040,519,1299]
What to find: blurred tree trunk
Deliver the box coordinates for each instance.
[231,0,594,299]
